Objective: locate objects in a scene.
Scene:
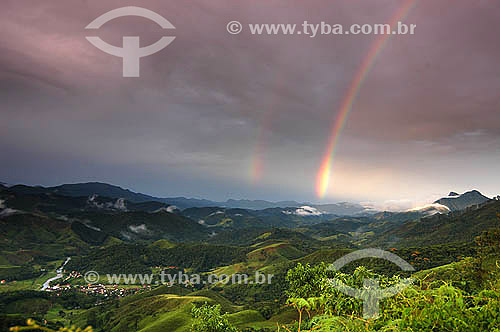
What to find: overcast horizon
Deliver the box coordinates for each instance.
[1,0,499,209]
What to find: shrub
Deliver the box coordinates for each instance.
[191,303,239,332]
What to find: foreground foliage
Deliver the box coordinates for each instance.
[281,219,500,332]
[191,303,239,332]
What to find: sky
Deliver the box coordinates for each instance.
[1,0,499,208]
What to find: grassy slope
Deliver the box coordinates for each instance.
[134,295,211,332]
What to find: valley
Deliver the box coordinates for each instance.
[0,182,499,331]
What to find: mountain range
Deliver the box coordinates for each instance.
[3,182,370,215]
[3,181,494,216]
[1,181,496,250]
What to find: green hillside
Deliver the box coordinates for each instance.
[2,185,500,332]
[371,200,500,247]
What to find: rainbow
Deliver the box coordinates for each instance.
[316,0,418,198]
[251,124,265,181]
[250,77,287,182]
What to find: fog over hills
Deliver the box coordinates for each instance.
[3,181,495,217]
[2,181,372,215]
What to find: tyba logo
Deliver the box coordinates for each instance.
[85,6,176,77]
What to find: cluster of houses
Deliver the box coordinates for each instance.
[45,283,152,297]
[42,269,153,296]
[62,271,83,282]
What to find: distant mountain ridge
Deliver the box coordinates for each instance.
[3,181,372,215]
[6,182,215,210]
[223,199,301,210]
[434,190,490,211]
[3,181,493,216]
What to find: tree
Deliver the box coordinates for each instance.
[475,213,500,257]
[191,303,239,332]
[286,263,330,299]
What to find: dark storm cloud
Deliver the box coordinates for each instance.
[0,0,499,204]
